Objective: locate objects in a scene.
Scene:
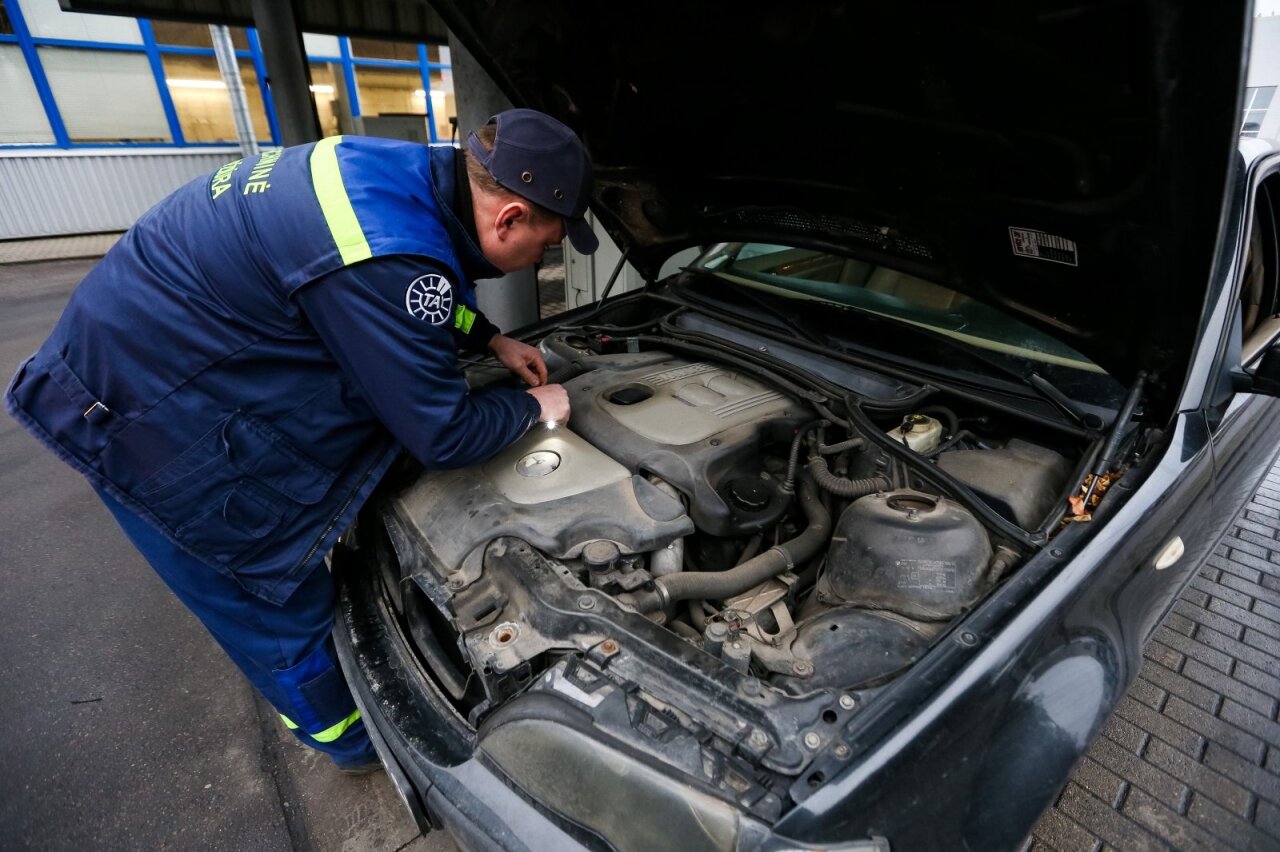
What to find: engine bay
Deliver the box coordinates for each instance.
[365,306,1112,817]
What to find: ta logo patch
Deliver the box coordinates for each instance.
[405,273,454,325]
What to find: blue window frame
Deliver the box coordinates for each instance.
[0,0,452,150]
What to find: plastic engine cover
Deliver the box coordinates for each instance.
[817,490,992,620]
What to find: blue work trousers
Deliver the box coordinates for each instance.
[95,486,378,768]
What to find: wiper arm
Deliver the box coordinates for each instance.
[677,267,828,347]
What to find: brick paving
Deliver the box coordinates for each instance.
[1028,462,1280,851]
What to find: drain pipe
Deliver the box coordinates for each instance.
[210,25,259,158]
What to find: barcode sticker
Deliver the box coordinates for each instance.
[1009,227,1079,267]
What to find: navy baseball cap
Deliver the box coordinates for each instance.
[466,109,599,255]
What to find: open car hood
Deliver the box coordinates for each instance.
[435,1,1252,403]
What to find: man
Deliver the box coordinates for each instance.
[5,108,597,773]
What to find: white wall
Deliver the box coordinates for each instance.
[1247,15,1280,141]
[0,148,235,239]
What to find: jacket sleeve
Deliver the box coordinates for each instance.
[294,254,541,469]
[450,306,502,354]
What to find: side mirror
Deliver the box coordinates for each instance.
[1251,339,1280,395]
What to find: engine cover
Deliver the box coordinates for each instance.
[386,425,693,584]
[565,354,809,535]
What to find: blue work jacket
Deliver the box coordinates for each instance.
[5,137,540,604]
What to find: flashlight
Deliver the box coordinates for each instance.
[545,420,559,430]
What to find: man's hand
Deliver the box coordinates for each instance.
[527,384,570,424]
[489,334,548,387]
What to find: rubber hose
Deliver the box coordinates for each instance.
[806,456,889,498]
[631,476,830,613]
[919,405,959,438]
[784,419,827,494]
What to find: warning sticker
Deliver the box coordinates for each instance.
[1009,227,1079,267]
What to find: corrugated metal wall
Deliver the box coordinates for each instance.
[0,149,237,240]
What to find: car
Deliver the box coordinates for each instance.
[331,2,1280,849]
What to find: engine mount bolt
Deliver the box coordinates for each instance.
[600,639,619,655]
[749,729,768,747]
[803,732,821,750]
[741,679,762,696]
[839,695,856,710]
[577,595,595,610]
[446,575,465,589]
[958,631,978,647]
[793,661,813,676]
[834,744,851,759]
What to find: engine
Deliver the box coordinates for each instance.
[380,350,1070,705]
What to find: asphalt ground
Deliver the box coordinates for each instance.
[0,258,452,851]
[3,251,1279,851]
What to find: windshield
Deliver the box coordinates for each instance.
[694,243,1106,375]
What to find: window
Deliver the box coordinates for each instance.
[354,64,425,117]
[429,67,456,141]
[162,53,270,142]
[0,1,14,34]
[349,37,417,62]
[302,32,340,57]
[1242,86,1275,138]
[17,0,142,43]
[426,44,449,64]
[0,44,54,143]
[150,21,249,50]
[38,47,169,142]
[309,62,344,137]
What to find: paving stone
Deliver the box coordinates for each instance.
[1209,554,1264,586]
[1121,787,1220,852]
[1162,611,1197,638]
[1138,662,1217,713]
[1224,548,1280,579]
[1253,599,1280,625]
[1088,735,1188,811]
[1116,697,1206,759]
[1128,675,1169,711]
[1186,793,1277,850]
[1174,601,1246,641]
[1231,659,1280,699]
[1247,506,1280,522]
[1268,747,1280,776]
[1181,660,1276,717]
[1218,700,1280,752]
[1264,575,1280,594]
[1143,739,1253,818]
[1102,715,1150,755]
[1207,599,1280,641]
[1234,529,1280,557]
[1203,742,1280,808]
[1253,493,1280,513]
[1162,697,1264,764]
[1256,800,1280,839]
[1233,517,1280,541]
[1072,758,1129,808]
[1181,587,1212,609]
[1243,627,1280,658]
[1151,628,1234,674]
[1057,783,1168,852]
[1217,572,1280,609]
[1195,627,1280,678]
[1143,641,1185,673]
[1032,807,1103,852]
[1190,576,1254,610]
[1223,535,1274,561]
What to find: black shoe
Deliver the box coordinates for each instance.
[337,760,384,776]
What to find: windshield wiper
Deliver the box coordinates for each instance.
[680,266,1097,430]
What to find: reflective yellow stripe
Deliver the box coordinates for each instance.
[454,305,477,334]
[279,709,361,743]
[310,136,372,266]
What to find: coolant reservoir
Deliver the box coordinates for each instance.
[885,413,943,453]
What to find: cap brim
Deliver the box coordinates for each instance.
[564,216,599,255]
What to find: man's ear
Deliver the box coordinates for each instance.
[496,201,528,235]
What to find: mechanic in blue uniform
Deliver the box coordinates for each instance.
[5,109,598,773]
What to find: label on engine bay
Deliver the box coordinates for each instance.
[1008,227,1079,267]
[894,559,957,591]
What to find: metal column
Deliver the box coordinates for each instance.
[250,0,321,146]
[209,25,259,158]
[447,34,539,333]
